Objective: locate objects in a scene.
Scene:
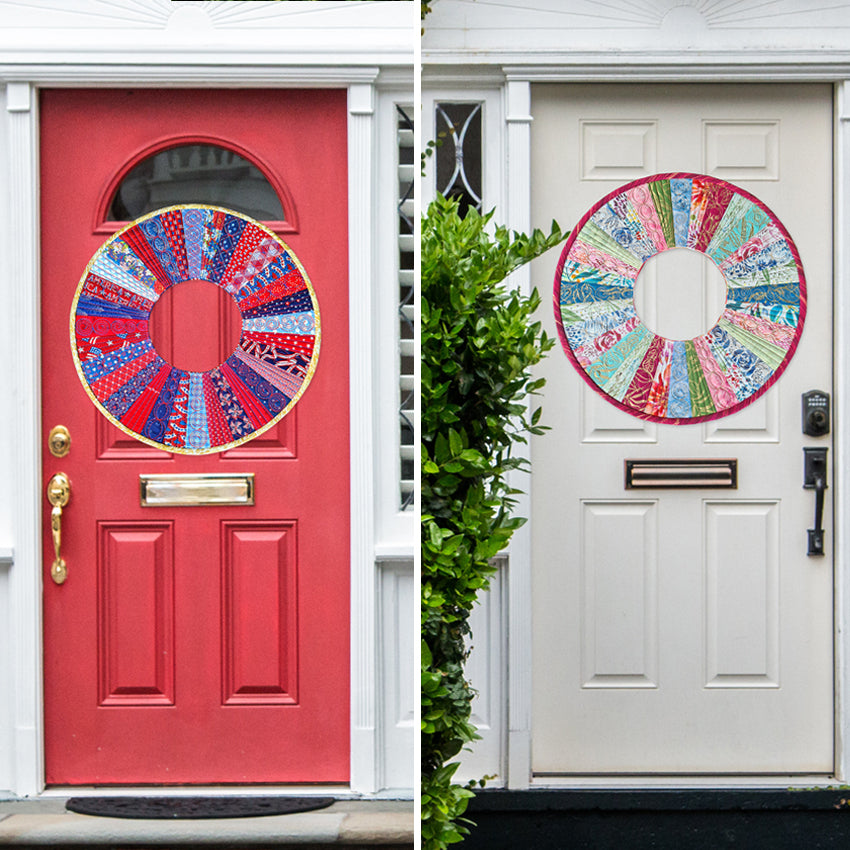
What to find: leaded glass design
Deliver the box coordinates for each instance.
[435,102,483,215]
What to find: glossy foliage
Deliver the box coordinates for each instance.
[421,195,564,848]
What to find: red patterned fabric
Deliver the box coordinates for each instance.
[71,205,320,453]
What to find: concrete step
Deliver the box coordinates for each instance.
[0,798,413,847]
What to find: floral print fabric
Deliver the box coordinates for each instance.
[554,173,806,424]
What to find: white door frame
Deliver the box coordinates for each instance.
[3,71,379,799]
[423,64,850,789]
[0,1,413,796]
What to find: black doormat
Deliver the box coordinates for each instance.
[65,795,336,819]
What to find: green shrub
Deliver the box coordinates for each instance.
[421,195,564,848]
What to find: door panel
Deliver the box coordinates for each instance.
[530,84,833,775]
[41,89,349,784]
[98,522,175,706]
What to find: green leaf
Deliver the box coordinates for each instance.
[421,192,566,847]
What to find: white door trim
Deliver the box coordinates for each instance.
[502,79,535,790]
[833,79,850,784]
[423,65,850,790]
[0,68,396,797]
[5,80,42,798]
[348,79,380,794]
[515,73,845,789]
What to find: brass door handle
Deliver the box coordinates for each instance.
[46,472,70,584]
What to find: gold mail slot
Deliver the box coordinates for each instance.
[140,474,255,507]
[625,459,737,490]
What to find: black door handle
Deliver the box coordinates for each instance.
[804,447,828,556]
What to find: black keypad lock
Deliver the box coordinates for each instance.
[802,390,830,437]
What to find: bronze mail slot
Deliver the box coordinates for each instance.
[140,474,255,507]
[625,459,737,490]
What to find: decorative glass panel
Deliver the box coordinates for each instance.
[106,144,285,222]
[435,102,483,215]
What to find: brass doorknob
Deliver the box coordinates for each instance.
[46,472,70,585]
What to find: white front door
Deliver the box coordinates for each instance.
[529,83,834,775]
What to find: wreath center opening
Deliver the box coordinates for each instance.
[148,279,242,373]
[633,247,727,342]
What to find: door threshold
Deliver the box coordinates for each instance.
[529,774,841,789]
[37,785,357,798]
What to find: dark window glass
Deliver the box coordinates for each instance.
[106,144,285,221]
[435,102,482,216]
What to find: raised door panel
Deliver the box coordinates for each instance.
[580,120,657,181]
[98,522,174,706]
[221,522,298,705]
[703,121,780,181]
[580,501,658,689]
[704,501,780,689]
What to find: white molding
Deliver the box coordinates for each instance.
[456,557,507,786]
[501,79,534,791]
[0,0,413,69]
[0,65,381,87]
[349,84,376,116]
[503,61,850,82]
[528,775,840,790]
[422,68,507,88]
[348,81,379,796]
[5,80,43,797]
[378,559,415,792]
[433,57,850,78]
[375,544,416,562]
[424,61,850,84]
[503,80,532,227]
[422,0,850,63]
[5,81,30,112]
[835,80,850,783]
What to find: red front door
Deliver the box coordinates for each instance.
[40,89,350,784]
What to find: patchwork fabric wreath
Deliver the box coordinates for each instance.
[554,173,805,424]
[70,205,319,453]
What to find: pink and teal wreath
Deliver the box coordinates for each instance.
[553,173,806,424]
[70,205,320,453]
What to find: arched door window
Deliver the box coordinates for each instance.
[105,142,287,223]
